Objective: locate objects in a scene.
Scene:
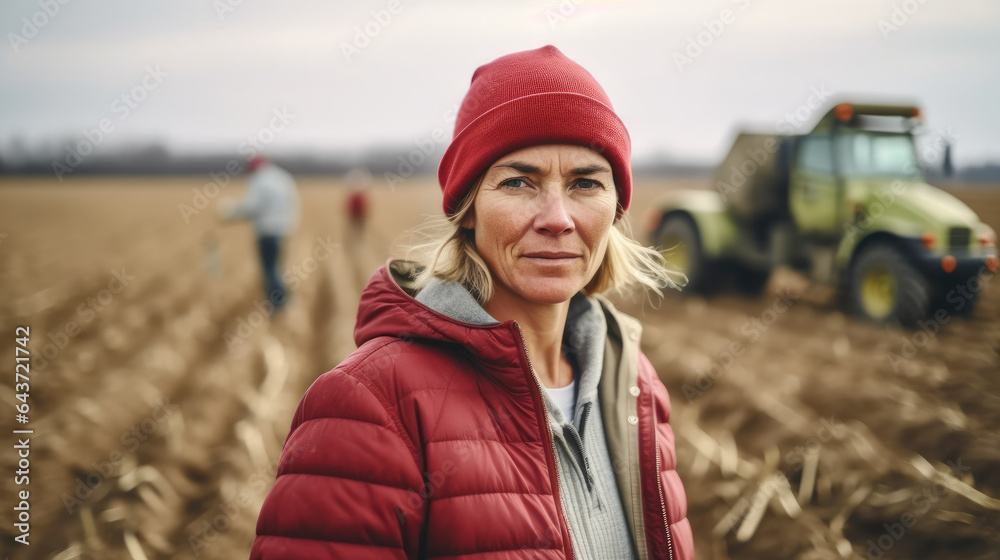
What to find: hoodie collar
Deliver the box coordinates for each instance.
[354,260,525,372]
[415,277,500,326]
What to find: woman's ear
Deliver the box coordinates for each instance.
[460,209,476,230]
[453,173,483,230]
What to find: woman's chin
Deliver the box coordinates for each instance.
[511,278,584,305]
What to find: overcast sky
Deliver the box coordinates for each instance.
[2,0,999,166]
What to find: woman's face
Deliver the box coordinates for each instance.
[463,144,618,306]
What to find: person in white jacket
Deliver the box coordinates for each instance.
[220,155,300,310]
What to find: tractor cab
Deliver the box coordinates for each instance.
[790,104,923,239]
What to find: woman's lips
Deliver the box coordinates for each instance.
[522,252,581,265]
[523,252,580,258]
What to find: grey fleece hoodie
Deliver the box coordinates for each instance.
[416,278,638,560]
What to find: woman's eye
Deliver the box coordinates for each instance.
[500,178,529,189]
[575,179,603,191]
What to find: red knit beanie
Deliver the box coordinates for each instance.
[438,45,632,217]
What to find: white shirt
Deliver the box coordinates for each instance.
[226,163,300,236]
[543,379,578,423]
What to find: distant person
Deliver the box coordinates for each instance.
[251,46,693,560]
[942,141,954,178]
[219,155,300,311]
[344,167,371,242]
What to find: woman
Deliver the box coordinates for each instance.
[250,45,693,560]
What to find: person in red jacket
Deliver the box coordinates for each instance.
[345,167,371,237]
[251,45,694,560]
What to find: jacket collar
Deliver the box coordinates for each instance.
[414,269,608,427]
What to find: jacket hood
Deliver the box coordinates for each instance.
[354,260,528,369]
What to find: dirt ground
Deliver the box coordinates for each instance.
[0,176,997,559]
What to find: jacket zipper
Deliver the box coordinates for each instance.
[514,322,579,560]
[655,442,674,560]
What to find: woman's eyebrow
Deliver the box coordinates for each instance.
[568,164,611,176]
[492,162,611,175]
[493,161,539,174]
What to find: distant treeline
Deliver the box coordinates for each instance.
[2,142,999,183]
[0,143,434,179]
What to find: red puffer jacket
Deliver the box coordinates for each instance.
[251,262,693,560]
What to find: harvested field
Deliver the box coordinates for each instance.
[1,176,998,559]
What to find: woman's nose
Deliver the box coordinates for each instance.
[533,186,574,235]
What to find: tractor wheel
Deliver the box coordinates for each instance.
[932,283,980,318]
[656,214,714,294]
[731,262,771,295]
[955,290,980,318]
[850,243,930,325]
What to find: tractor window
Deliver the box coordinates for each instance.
[837,131,920,178]
[797,135,834,175]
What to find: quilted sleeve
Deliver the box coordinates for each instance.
[250,357,426,560]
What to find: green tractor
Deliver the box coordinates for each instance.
[646,102,998,325]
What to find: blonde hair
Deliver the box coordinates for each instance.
[404,179,687,304]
